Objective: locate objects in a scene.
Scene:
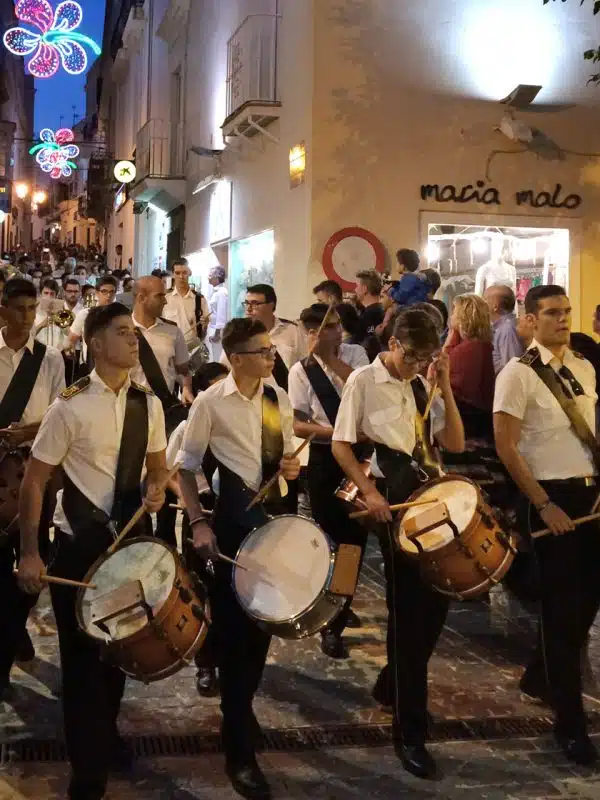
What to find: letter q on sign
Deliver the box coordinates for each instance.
[322,227,386,291]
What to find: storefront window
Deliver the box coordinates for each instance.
[426,223,569,312]
[229,229,275,319]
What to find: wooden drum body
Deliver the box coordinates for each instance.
[76,537,208,682]
[396,476,517,600]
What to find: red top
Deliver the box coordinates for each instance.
[445,335,495,411]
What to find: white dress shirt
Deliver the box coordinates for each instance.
[177,372,294,491]
[220,317,308,384]
[167,419,211,493]
[32,370,166,536]
[288,343,369,429]
[130,316,189,393]
[208,285,229,332]
[70,307,90,361]
[493,339,597,480]
[0,330,65,425]
[164,288,209,344]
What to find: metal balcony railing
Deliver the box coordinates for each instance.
[226,13,279,120]
[135,118,185,181]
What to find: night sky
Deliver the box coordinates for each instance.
[33,0,106,133]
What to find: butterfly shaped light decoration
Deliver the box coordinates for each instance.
[3,0,101,78]
[30,128,79,178]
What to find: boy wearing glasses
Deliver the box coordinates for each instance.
[178,317,300,800]
[332,309,464,780]
[288,304,369,659]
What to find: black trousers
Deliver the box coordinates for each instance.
[210,516,271,763]
[181,512,215,671]
[307,444,367,636]
[155,488,178,548]
[520,482,600,736]
[49,530,127,799]
[376,471,450,744]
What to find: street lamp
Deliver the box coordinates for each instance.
[15,182,29,199]
[32,190,47,204]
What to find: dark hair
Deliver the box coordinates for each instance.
[335,302,366,339]
[595,304,600,318]
[300,303,335,331]
[172,259,188,270]
[151,269,165,279]
[411,302,445,333]
[40,278,59,294]
[222,317,267,357]
[192,362,229,393]
[428,298,449,329]
[3,278,37,304]
[422,268,441,295]
[247,283,277,309]
[524,284,566,315]
[391,308,440,351]
[313,279,343,303]
[96,275,118,290]
[84,302,131,345]
[356,270,383,296]
[63,277,80,290]
[396,248,420,273]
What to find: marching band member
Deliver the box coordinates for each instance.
[164,259,209,345]
[332,308,464,779]
[178,317,299,800]
[0,278,65,699]
[288,303,368,659]
[68,275,118,368]
[34,278,68,351]
[494,284,600,766]
[18,303,167,800]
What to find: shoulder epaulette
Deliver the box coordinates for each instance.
[278,317,297,326]
[572,350,585,360]
[60,376,90,400]
[131,381,154,395]
[519,347,540,366]
[159,316,177,326]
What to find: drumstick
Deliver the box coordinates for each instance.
[181,313,212,341]
[107,463,182,554]
[531,512,600,540]
[422,379,438,423]
[183,538,249,572]
[246,435,316,511]
[169,503,213,516]
[306,300,336,362]
[12,570,97,590]
[348,497,439,520]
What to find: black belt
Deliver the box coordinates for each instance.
[539,476,596,488]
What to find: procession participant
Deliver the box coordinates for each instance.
[164,259,209,345]
[332,308,464,779]
[63,276,83,315]
[313,279,343,306]
[206,266,229,362]
[68,275,118,369]
[0,278,65,698]
[18,303,167,800]
[494,284,600,766]
[34,278,68,351]
[288,304,368,659]
[178,317,299,800]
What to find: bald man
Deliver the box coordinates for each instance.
[484,283,524,374]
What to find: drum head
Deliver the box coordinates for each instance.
[399,478,478,555]
[234,516,333,623]
[78,539,177,642]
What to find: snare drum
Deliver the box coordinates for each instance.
[76,537,208,682]
[396,476,517,600]
[233,515,362,639]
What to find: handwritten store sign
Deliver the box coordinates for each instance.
[420,181,581,210]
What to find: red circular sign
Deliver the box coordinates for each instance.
[321,226,387,291]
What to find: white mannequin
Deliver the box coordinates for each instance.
[474,238,517,295]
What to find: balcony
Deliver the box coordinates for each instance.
[222,14,282,142]
[130,118,186,212]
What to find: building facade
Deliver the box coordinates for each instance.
[101,0,600,329]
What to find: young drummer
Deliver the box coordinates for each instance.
[178,318,300,800]
[332,308,464,780]
[288,303,369,659]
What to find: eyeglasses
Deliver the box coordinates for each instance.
[235,345,277,359]
[98,288,116,295]
[400,345,435,366]
[243,300,268,309]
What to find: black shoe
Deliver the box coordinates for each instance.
[15,630,35,663]
[68,776,106,800]
[226,759,271,800]
[372,670,392,709]
[0,682,14,702]
[320,630,348,660]
[394,740,438,780]
[196,666,219,697]
[519,672,552,706]
[555,732,598,766]
[109,736,134,774]
[345,608,362,629]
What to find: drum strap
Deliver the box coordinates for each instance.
[262,384,285,504]
[135,327,177,409]
[300,356,340,426]
[272,350,289,391]
[0,340,47,428]
[411,377,444,479]
[62,386,149,535]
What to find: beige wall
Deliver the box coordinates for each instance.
[311,0,600,333]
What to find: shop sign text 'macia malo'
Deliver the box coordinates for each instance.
[420,182,581,210]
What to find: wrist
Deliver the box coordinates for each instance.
[534,497,551,512]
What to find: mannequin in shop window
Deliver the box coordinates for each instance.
[474,238,516,296]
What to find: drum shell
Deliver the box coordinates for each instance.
[0,448,25,534]
[76,537,208,682]
[396,476,517,600]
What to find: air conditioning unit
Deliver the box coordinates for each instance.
[133,201,147,215]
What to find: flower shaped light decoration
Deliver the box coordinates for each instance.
[29,127,79,179]
[3,0,101,78]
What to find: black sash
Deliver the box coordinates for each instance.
[0,340,47,428]
[261,383,284,502]
[62,385,149,535]
[135,326,187,435]
[301,356,340,426]
[272,350,289,391]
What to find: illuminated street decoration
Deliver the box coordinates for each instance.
[29,127,79,178]
[3,0,101,78]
